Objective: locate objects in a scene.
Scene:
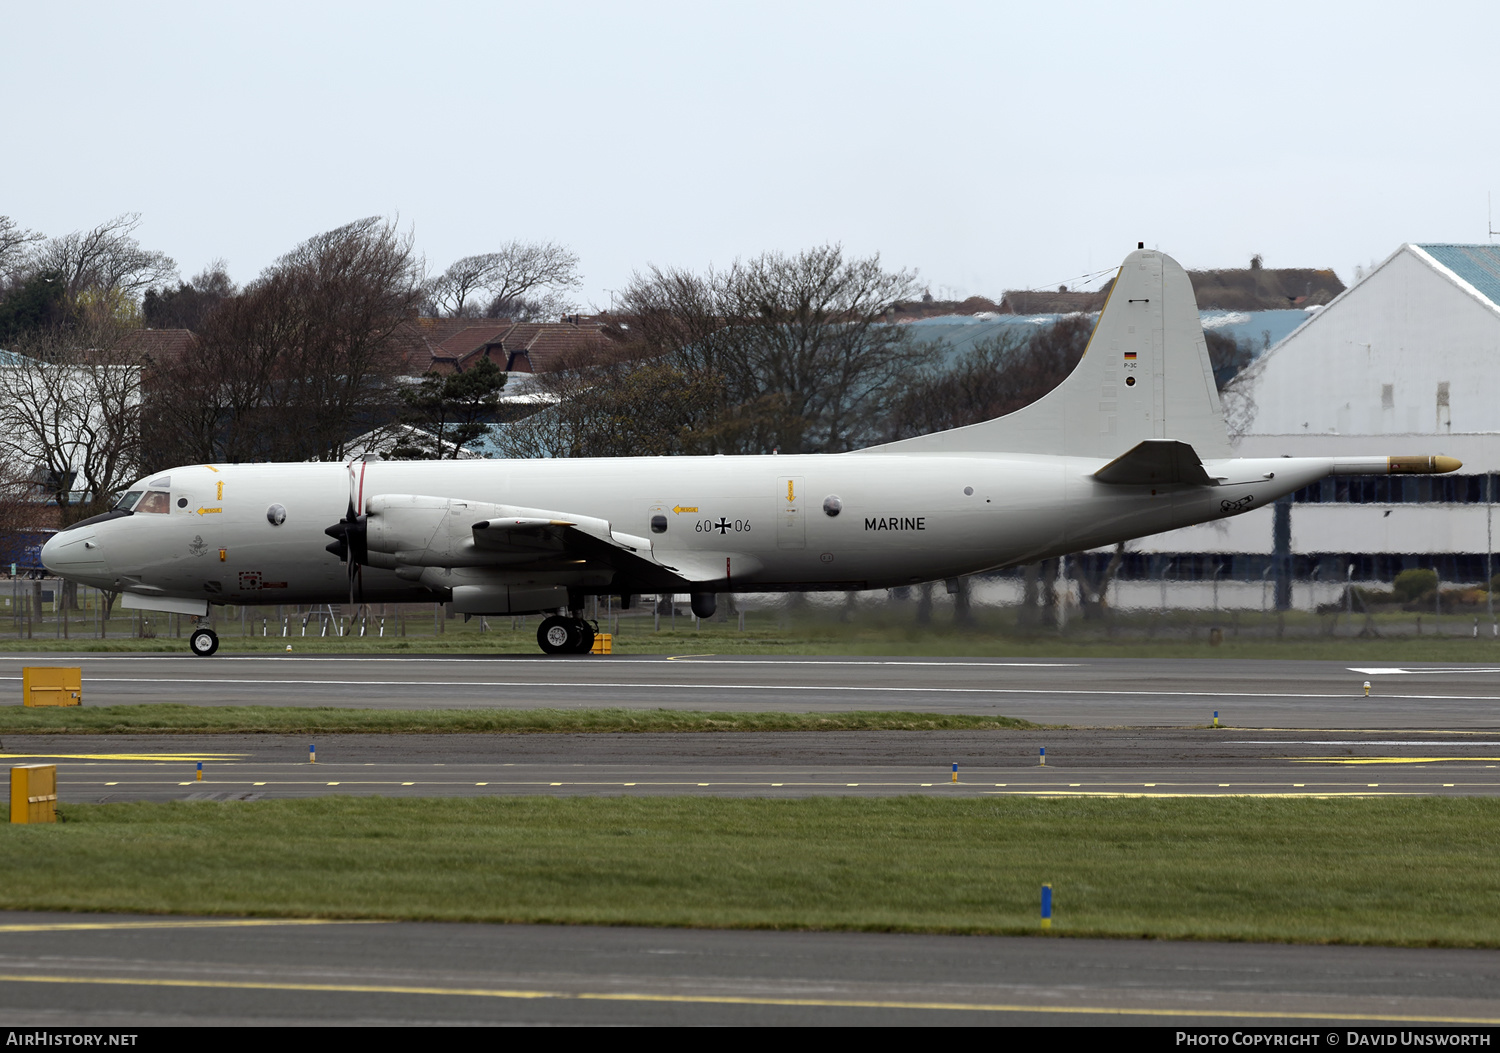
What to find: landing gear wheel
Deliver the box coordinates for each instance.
[189,628,219,657]
[537,616,577,655]
[536,616,597,655]
[573,620,596,655]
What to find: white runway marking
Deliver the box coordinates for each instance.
[1233,741,1500,746]
[1349,667,1500,675]
[0,657,1078,668]
[659,659,1079,668]
[15,675,1500,702]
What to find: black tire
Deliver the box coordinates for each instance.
[572,620,596,655]
[537,615,577,655]
[189,628,219,657]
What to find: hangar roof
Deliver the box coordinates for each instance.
[1417,244,1500,309]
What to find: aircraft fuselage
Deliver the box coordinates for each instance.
[43,452,1329,607]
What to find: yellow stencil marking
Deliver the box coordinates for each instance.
[216,480,224,500]
[786,480,795,502]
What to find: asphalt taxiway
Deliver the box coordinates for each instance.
[3,912,1500,1026]
[9,728,1500,801]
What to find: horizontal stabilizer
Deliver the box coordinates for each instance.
[1094,440,1212,486]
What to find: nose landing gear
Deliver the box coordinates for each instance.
[536,615,596,655]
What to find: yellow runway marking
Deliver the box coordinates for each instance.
[1294,756,1500,765]
[0,972,1494,1023]
[987,791,1412,799]
[0,919,373,934]
[0,753,246,762]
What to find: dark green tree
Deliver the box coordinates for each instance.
[0,270,67,344]
[388,355,508,459]
[143,263,236,331]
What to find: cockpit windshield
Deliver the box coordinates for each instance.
[113,491,143,512]
[136,491,171,515]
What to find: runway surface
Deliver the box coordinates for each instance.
[5,657,1500,1028]
[4,652,1500,726]
[11,729,1500,800]
[3,912,1500,1026]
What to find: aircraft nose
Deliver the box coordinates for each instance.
[41,530,107,576]
[39,533,63,574]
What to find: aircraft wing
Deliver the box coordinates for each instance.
[362,494,704,586]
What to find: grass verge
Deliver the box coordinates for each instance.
[0,704,1042,735]
[5,796,1499,945]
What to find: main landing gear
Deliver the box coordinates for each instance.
[189,626,219,657]
[537,615,596,655]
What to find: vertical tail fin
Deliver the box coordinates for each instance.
[863,248,1230,459]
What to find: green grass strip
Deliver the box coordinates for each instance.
[0,704,1041,735]
[5,796,1500,945]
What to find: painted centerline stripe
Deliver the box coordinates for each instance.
[34,676,1500,701]
[0,972,1491,1023]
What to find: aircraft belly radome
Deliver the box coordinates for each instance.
[39,247,1462,655]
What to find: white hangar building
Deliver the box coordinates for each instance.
[1116,243,1500,603]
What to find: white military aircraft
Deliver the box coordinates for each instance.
[42,246,1458,656]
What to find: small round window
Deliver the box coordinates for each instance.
[177,497,188,508]
[650,514,668,534]
[823,495,842,517]
[267,504,287,526]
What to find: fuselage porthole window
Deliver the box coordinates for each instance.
[177,497,188,509]
[650,514,668,533]
[267,504,287,527]
[823,495,842,517]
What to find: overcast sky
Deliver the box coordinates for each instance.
[4,0,1496,307]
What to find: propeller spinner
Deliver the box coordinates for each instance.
[323,461,369,606]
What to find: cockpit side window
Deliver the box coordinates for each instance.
[114,491,143,512]
[136,491,171,515]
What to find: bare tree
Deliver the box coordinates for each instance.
[720,246,918,453]
[491,340,727,459]
[610,244,920,455]
[0,321,144,523]
[0,216,43,280]
[427,242,582,319]
[31,213,176,308]
[148,217,422,466]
